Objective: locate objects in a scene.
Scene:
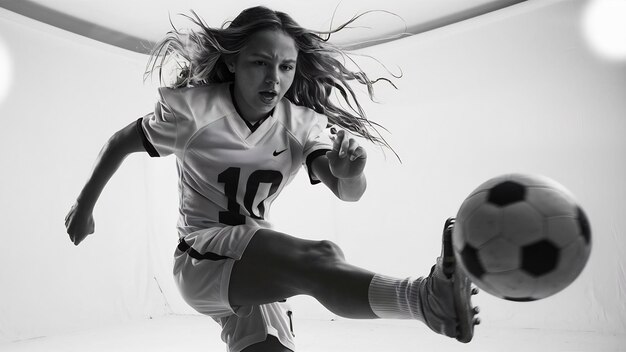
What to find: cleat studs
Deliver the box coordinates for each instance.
[473,306,480,314]
[471,287,480,295]
[474,317,481,325]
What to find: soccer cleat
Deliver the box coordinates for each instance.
[419,218,479,343]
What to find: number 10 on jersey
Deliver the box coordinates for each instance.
[217,167,283,226]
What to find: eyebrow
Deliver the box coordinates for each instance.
[250,53,296,63]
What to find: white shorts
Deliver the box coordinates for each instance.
[173,225,296,352]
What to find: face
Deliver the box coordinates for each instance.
[228,29,298,123]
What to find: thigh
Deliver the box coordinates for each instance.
[241,335,293,352]
[229,229,320,306]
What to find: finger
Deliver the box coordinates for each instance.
[330,129,342,152]
[331,132,346,156]
[347,138,359,159]
[349,145,367,161]
[338,131,349,158]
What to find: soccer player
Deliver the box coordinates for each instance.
[65,7,479,352]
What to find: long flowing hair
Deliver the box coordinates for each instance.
[145,6,399,155]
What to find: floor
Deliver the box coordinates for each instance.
[2,315,624,351]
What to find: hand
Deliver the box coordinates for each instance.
[326,128,367,179]
[65,202,95,246]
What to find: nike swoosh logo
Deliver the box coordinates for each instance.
[273,148,288,156]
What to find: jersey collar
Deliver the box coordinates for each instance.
[229,83,274,133]
[226,83,279,146]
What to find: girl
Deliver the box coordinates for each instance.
[65,6,479,352]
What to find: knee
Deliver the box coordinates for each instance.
[306,240,345,267]
[289,240,351,297]
[319,240,345,260]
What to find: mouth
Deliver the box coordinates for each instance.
[259,90,278,104]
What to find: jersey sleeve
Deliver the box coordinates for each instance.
[138,87,196,157]
[303,113,333,184]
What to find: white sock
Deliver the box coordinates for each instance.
[367,274,425,321]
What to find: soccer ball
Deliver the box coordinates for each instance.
[453,174,591,302]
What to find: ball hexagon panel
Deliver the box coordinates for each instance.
[521,240,560,277]
[526,186,577,218]
[501,202,544,246]
[464,202,502,248]
[482,270,537,300]
[532,236,590,299]
[526,174,579,201]
[454,191,489,253]
[478,237,520,273]
[546,216,580,247]
[487,181,526,206]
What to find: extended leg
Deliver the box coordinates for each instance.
[229,220,480,342]
[229,229,378,318]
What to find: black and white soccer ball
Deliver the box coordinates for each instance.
[453,174,592,302]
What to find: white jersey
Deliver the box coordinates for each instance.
[138,83,333,237]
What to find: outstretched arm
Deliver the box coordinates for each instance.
[65,120,146,245]
[311,129,367,202]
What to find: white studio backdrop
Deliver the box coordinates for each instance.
[0,0,624,345]
[0,6,171,343]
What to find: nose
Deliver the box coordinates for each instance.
[265,66,279,85]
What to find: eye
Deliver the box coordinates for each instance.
[281,64,294,71]
[254,60,266,66]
